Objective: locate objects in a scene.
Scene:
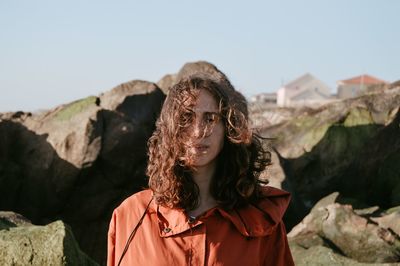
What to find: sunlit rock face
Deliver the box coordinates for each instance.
[0,211,98,266]
[252,83,400,264]
[255,85,400,219]
[288,193,400,265]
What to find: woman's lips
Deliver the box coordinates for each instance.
[193,144,209,154]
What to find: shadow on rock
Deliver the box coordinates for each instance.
[0,83,166,265]
[280,108,400,230]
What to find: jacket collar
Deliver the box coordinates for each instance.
[155,186,291,238]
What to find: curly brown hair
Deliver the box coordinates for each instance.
[146,74,270,210]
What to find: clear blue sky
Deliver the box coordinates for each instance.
[1,0,399,112]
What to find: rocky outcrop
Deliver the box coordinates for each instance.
[262,88,400,159]
[251,84,400,264]
[249,105,309,128]
[0,80,165,264]
[259,86,400,227]
[1,61,399,264]
[288,193,400,265]
[0,211,97,265]
[156,61,234,94]
[157,74,177,94]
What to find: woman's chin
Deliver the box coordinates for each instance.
[190,157,217,169]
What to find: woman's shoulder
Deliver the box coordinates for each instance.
[220,186,291,237]
[256,185,291,221]
[113,189,154,217]
[258,185,291,198]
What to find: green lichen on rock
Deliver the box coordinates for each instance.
[344,108,374,127]
[277,113,332,154]
[289,244,394,266]
[54,96,98,121]
[0,220,98,266]
[299,122,331,153]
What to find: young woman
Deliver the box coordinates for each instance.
[107,74,294,266]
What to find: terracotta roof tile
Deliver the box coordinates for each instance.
[339,74,388,85]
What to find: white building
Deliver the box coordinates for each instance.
[250,92,277,105]
[277,73,332,107]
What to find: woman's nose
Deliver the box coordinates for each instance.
[192,119,206,138]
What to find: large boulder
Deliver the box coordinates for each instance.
[157,73,177,94]
[289,245,397,266]
[0,80,165,264]
[0,211,97,266]
[288,193,400,264]
[371,206,400,237]
[156,61,233,94]
[175,61,231,83]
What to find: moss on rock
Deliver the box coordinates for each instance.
[0,220,98,265]
[344,108,374,127]
[54,96,98,121]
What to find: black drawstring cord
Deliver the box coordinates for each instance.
[117,197,154,266]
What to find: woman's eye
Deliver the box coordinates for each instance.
[205,113,219,124]
[180,111,194,125]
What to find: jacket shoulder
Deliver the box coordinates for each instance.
[256,186,291,224]
[114,189,154,217]
[223,186,291,237]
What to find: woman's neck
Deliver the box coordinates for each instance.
[189,162,218,217]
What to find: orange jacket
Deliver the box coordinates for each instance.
[107,187,294,266]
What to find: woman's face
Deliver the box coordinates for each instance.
[183,89,225,168]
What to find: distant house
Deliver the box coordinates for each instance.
[250,92,277,106]
[337,74,388,99]
[277,73,332,107]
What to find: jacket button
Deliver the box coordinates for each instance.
[163,228,171,233]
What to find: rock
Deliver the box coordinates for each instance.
[0,211,31,229]
[38,96,101,168]
[156,61,234,95]
[288,194,400,264]
[0,62,236,264]
[257,84,400,228]
[176,61,230,84]
[310,191,339,211]
[322,204,399,263]
[1,62,398,264]
[290,244,398,266]
[249,105,310,128]
[0,80,165,264]
[354,206,380,216]
[371,207,400,237]
[157,74,177,94]
[99,80,161,110]
[0,212,97,266]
